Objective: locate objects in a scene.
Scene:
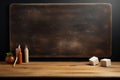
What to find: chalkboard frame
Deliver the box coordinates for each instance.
[9,3,112,58]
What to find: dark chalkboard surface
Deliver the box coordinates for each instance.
[9,3,112,58]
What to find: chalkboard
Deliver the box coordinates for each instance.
[9,3,112,58]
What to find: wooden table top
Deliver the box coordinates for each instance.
[0,61,120,78]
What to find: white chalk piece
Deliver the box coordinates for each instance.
[100,58,111,67]
[24,45,29,63]
[89,56,99,66]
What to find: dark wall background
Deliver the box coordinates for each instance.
[0,0,120,61]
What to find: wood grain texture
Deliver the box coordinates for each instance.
[0,62,119,77]
[9,3,112,58]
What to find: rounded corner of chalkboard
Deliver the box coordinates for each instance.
[9,3,14,8]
